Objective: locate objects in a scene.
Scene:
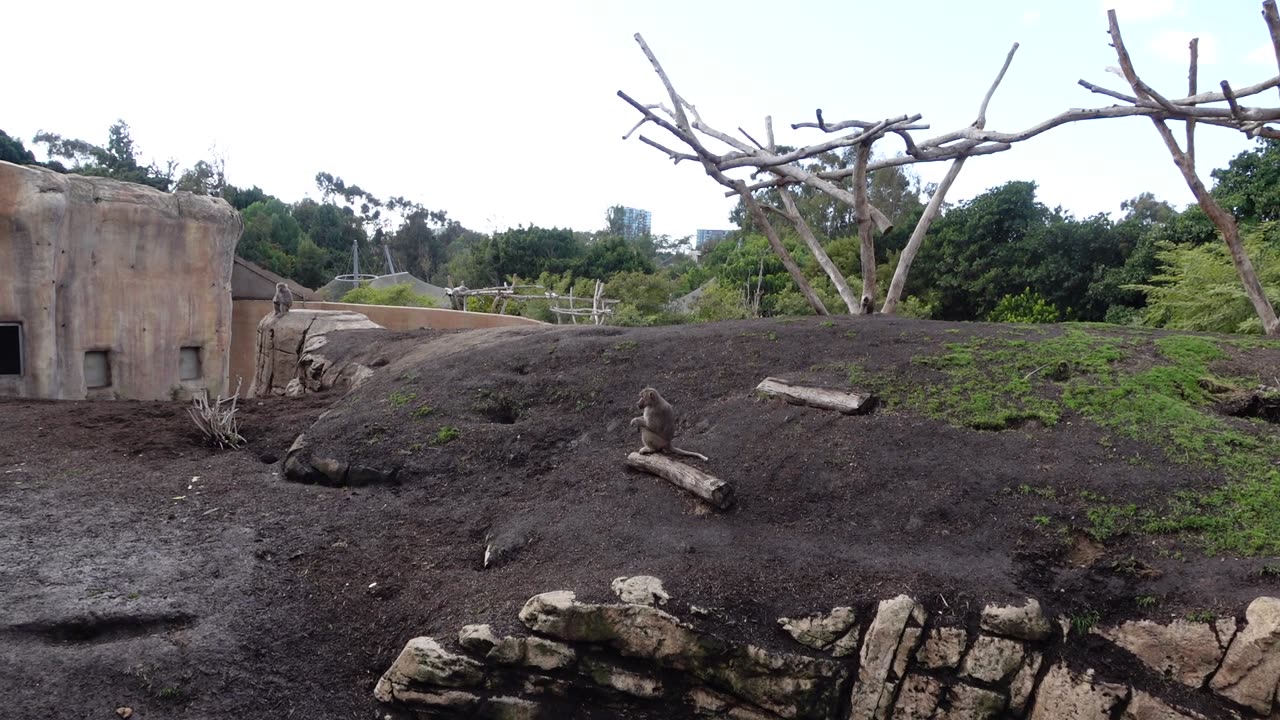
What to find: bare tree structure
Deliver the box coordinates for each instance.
[1084,4,1280,335]
[620,4,1280,331]
[446,280,619,325]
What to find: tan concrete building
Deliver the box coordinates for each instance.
[0,160,242,400]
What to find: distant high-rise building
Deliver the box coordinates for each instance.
[696,229,731,249]
[620,207,651,239]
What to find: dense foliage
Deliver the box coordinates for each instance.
[4,122,1277,333]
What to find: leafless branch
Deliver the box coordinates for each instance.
[975,43,1020,129]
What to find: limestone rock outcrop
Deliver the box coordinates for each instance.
[375,590,1280,719]
[1210,596,1280,714]
[249,309,382,398]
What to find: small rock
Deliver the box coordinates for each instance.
[777,607,857,651]
[1209,596,1280,714]
[1009,651,1043,714]
[939,684,1006,720]
[916,626,966,669]
[458,624,500,653]
[486,636,576,671]
[981,598,1052,640]
[960,635,1025,684]
[1122,690,1207,720]
[1028,663,1128,720]
[1093,618,1233,688]
[849,595,919,720]
[610,575,670,606]
[894,675,941,720]
[580,657,664,699]
[830,625,862,658]
[115,709,133,719]
[373,636,486,702]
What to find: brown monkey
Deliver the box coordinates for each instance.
[273,282,293,316]
[630,387,709,461]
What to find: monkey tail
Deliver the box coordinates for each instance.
[668,447,709,462]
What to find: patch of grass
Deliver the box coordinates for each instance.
[821,320,836,328]
[432,426,460,446]
[411,404,434,418]
[844,331,858,339]
[1186,609,1217,623]
[1135,595,1160,609]
[389,390,416,408]
[847,364,867,387]
[1086,503,1138,542]
[1018,484,1057,499]
[613,340,637,351]
[126,591,141,600]
[1070,610,1101,635]
[1033,515,1051,527]
[158,687,182,700]
[1252,564,1280,579]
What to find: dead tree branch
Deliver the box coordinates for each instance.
[1102,7,1279,335]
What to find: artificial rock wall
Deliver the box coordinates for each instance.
[376,578,1280,719]
[0,160,242,400]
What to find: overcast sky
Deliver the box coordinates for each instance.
[4,0,1276,238]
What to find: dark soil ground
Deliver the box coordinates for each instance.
[2,315,1278,719]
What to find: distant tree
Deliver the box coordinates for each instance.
[575,234,654,278]
[293,236,330,289]
[238,199,304,277]
[467,226,582,286]
[0,130,36,165]
[32,120,174,190]
[1211,139,1280,224]
[175,158,227,196]
[221,184,271,211]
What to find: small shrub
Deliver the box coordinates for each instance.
[987,288,1060,324]
[389,390,416,408]
[411,404,435,418]
[1071,610,1101,634]
[432,426,460,445]
[341,282,439,308]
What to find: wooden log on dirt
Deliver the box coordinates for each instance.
[755,377,875,415]
[625,452,735,510]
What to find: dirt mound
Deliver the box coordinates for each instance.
[3,315,1277,718]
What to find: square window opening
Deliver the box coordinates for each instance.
[179,347,202,381]
[0,323,21,376]
[84,351,112,389]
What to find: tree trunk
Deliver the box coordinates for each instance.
[778,189,860,314]
[882,157,967,314]
[625,452,735,509]
[736,182,829,315]
[853,143,876,312]
[1149,119,1280,336]
[755,377,876,415]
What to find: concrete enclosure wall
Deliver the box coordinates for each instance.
[0,160,242,400]
[227,300,545,390]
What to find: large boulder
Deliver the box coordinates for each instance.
[1093,617,1234,688]
[249,309,382,397]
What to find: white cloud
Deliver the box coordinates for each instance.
[1247,43,1276,65]
[1022,9,1042,25]
[1105,0,1181,22]
[1149,30,1218,65]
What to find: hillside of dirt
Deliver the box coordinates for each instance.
[2,315,1278,718]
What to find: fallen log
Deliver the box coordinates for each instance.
[755,377,875,415]
[625,452,735,509]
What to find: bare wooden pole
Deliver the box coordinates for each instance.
[1188,38,1199,170]
[1264,0,1280,100]
[882,157,966,314]
[778,188,860,314]
[736,181,829,315]
[853,143,876,312]
[1107,8,1279,336]
[882,43,1018,314]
